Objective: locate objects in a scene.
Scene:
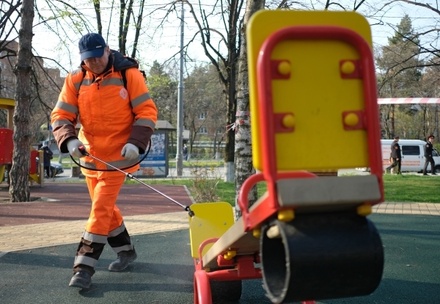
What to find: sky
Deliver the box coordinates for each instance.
[29,0,440,76]
[32,0,214,75]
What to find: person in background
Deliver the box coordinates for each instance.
[183,143,188,160]
[41,143,53,178]
[51,33,157,289]
[386,136,401,174]
[423,134,436,175]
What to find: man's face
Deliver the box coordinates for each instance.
[83,47,110,74]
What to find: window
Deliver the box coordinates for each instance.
[199,127,208,134]
[402,145,420,156]
[198,112,206,120]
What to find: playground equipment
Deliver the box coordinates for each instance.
[0,97,14,183]
[0,97,43,185]
[189,10,384,304]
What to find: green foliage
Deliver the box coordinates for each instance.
[168,159,224,168]
[183,64,225,153]
[147,60,178,122]
[58,164,440,204]
[388,14,419,45]
[172,175,440,205]
[213,175,440,205]
[376,15,432,139]
[215,182,236,204]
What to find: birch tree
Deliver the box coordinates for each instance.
[234,0,264,216]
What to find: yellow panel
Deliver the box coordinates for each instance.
[0,165,5,183]
[188,202,234,259]
[28,173,39,183]
[247,10,372,171]
[0,98,15,108]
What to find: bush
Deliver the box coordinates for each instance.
[189,166,222,202]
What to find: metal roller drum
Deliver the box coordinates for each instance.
[261,211,384,303]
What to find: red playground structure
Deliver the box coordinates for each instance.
[0,97,44,185]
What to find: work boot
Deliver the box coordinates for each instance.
[108,249,137,272]
[69,271,92,289]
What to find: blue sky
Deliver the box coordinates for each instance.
[30,1,439,74]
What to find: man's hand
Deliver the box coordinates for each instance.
[67,139,85,158]
[121,143,139,161]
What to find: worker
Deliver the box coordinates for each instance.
[51,33,157,289]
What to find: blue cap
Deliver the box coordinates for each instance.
[78,33,106,61]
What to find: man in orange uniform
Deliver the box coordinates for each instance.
[51,33,157,289]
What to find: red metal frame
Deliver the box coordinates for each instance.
[193,237,262,304]
[238,171,317,231]
[239,25,383,231]
[193,25,383,304]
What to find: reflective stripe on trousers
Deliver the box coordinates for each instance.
[72,172,133,273]
[73,224,134,273]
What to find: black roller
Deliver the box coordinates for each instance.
[261,211,384,303]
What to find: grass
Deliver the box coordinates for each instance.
[382,174,440,203]
[59,157,224,170]
[143,174,440,205]
[168,160,224,168]
[215,181,237,204]
[58,154,440,204]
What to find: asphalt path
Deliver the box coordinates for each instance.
[0,213,439,303]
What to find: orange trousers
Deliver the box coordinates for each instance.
[85,172,126,236]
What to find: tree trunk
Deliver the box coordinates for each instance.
[391,104,395,137]
[224,92,236,182]
[223,0,242,183]
[234,0,265,217]
[9,0,34,202]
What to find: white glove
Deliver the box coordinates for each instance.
[67,139,85,158]
[121,143,139,161]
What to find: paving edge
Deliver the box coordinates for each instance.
[1,203,439,254]
[0,212,188,254]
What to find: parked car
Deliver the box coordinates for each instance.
[49,162,64,177]
[381,139,440,173]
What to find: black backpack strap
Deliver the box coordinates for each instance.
[121,69,128,89]
[76,68,87,97]
[120,65,146,91]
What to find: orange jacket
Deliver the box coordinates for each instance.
[51,51,157,173]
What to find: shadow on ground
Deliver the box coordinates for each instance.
[0,214,439,303]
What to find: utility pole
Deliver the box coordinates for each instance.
[176,0,185,176]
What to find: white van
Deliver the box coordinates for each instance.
[381,139,440,173]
